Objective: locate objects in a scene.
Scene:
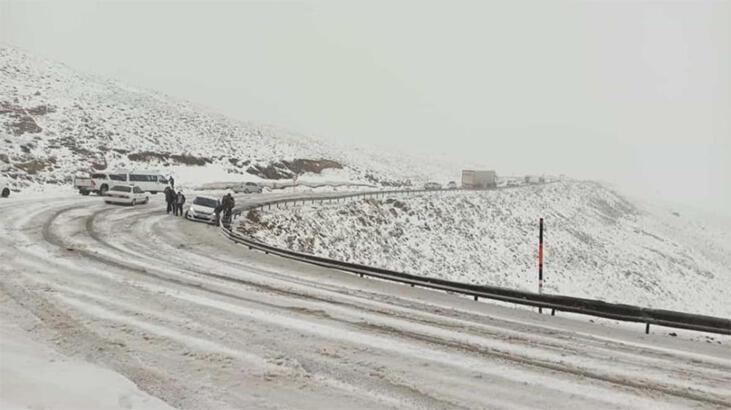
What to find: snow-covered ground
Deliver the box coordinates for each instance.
[1,192,729,409]
[1,312,173,410]
[1,45,465,191]
[3,45,730,409]
[240,181,731,317]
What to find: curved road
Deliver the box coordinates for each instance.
[1,193,729,409]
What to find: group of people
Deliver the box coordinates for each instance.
[164,185,186,216]
[163,182,236,225]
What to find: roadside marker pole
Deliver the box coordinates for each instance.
[538,217,544,314]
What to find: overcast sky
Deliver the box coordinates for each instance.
[1,0,729,216]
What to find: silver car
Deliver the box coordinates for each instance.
[234,182,262,194]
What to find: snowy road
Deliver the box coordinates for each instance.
[1,193,730,409]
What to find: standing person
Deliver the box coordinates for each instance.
[175,190,186,216]
[169,176,175,190]
[164,186,174,214]
[214,201,223,226]
[222,193,235,223]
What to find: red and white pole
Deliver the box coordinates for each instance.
[538,217,544,313]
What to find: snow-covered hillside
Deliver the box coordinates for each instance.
[239,181,731,317]
[0,46,461,189]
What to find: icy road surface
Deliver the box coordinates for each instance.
[1,192,729,409]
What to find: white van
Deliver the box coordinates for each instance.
[106,170,169,194]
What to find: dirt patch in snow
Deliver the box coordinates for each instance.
[0,101,54,136]
[246,158,343,179]
[128,152,213,166]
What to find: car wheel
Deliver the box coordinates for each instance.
[99,185,108,196]
[2,188,10,198]
[131,199,136,206]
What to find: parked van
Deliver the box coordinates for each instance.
[74,170,169,195]
[111,170,169,194]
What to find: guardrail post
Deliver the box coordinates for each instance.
[474,295,478,301]
[551,309,555,316]
[645,323,650,334]
[538,217,544,314]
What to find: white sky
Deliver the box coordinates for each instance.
[1,0,729,216]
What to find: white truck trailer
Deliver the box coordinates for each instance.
[461,170,497,189]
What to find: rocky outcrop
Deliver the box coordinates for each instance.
[246,158,343,179]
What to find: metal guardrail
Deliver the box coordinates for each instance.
[221,188,731,336]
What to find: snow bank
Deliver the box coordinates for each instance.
[239,181,731,317]
[1,46,466,193]
[0,321,173,410]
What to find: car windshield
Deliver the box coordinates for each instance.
[110,186,131,192]
[91,173,107,179]
[109,174,127,181]
[245,182,257,186]
[193,197,218,208]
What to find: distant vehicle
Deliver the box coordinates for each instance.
[462,170,497,189]
[424,182,442,190]
[233,182,262,194]
[1,179,11,198]
[446,181,458,189]
[525,175,541,184]
[75,170,168,196]
[185,196,220,224]
[74,172,112,196]
[104,185,149,206]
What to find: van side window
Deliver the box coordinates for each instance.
[109,174,127,181]
[129,174,145,182]
[133,186,143,193]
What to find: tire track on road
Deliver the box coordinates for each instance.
[39,202,731,407]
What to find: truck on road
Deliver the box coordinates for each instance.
[74,173,113,196]
[461,170,497,189]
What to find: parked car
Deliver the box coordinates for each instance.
[104,185,149,206]
[233,182,262,194]
[185,196,220,224]
[446,181,458,189]
[1,180,11,198]
[424,182,442,190]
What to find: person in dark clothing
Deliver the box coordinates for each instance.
[214,202,223,226]
[175,191,186,216]
[164,186,174,214]
[169,176,175,189]
[222,193,235,223]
